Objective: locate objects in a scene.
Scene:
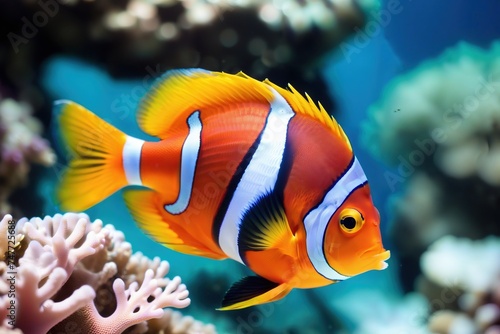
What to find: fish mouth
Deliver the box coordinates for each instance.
[333,249,391,276]
[360,249,391,271]
[371,250,391,270]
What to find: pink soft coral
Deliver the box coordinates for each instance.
[0,213,211,334]
[16,240,97,333]
[74,269,189,333]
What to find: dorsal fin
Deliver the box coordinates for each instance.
[138,68,352,151]
[263,79,352,151]
[137,69,273,138]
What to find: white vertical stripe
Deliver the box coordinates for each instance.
[123,136,145,185]
[165,111,202,214]
[219,88,294,263]
[303,157,367,281]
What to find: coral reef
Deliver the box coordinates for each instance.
[331,290,430,334]
[387,171,483,257]
[2,0,377,79]
[0,97,55,217]
[0,213,216,334]
[145,309,217,334]
[0,0,379,128]
[362,40,500,290]
[363,41,500,185]
[419,236,500,334]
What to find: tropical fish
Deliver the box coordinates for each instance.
[54,69,390,310]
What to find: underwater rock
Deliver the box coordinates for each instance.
[420,236,500,334]
[0,97,55,217]
[0,213,216,334]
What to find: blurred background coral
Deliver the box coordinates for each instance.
[1,0,500,333]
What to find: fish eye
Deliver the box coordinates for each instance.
[339,209,364,233]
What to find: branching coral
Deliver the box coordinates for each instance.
[0,213,215,334]
[16,240,97,333]
[0,98,55,216]
[419,236,500,333]
[66,269,189,333]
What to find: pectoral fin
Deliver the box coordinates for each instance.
[218,276,291,311]
[238,192,296,256]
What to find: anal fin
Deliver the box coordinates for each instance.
[218,276,291,310]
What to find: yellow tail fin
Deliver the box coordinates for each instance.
[54,100,128,211]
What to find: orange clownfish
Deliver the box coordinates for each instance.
[54,69,390,310]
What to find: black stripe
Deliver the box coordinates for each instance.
[320,180,368,279]
[238,122,294,263]
[238,191,287,254]
[211,119,268,245]
[300,154,357,280]
[273,130,294,202]
[301,154,355,221]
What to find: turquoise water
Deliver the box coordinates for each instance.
[5,0,500,332]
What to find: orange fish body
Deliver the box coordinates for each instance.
[55,69,390,310]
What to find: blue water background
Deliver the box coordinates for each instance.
[39,0,500,331]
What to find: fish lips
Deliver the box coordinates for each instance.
[359,249,391,272]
